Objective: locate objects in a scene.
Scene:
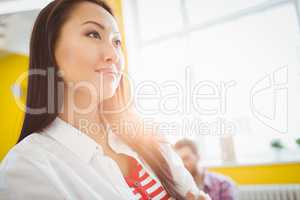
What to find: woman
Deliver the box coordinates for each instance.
[0,0,210,199]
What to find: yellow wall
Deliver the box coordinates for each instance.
[209,162,300,185]
[0,53,28,161]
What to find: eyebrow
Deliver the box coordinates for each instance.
[82,21,106,30]
[81,20,121,35]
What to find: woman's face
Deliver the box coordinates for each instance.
[55,2,124,103]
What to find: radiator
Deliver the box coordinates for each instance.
[238,184,300,200]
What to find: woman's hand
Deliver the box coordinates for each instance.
[185,191,211,200]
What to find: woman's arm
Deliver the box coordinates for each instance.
[160,143,206,197]
[160,143,211,199]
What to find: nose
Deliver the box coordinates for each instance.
[103,43,119,65]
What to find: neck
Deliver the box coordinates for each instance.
[58,86,107,143]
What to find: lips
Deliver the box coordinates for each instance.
[95,68,118,78]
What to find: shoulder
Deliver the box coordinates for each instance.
[0,133,66,199]
[1,133,55,168]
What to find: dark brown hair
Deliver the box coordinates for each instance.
[19,0,185,199]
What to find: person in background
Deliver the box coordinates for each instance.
[174,139,238,200]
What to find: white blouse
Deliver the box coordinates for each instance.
[0,117,200,200]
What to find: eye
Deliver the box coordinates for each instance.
[114,39,122,47]
[87,31,101,39]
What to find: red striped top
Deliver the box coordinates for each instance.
[124,157,171,200]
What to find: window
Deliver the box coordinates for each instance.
[137,0,183,41]
[186,0,267,25]
[123,0,300,166]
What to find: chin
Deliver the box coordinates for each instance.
[101,86,117,100]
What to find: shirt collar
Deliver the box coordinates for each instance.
[42,117,138,164]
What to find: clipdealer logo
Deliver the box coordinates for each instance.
[250,66,288,134]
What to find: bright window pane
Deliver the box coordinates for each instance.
[123,0,300,165]
[187,0,268,25]
[188,3,300,164]
[138,39,186,83]
[137,0,183,41]
[132,38,188,121]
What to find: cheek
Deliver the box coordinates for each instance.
[56,39,100,83]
